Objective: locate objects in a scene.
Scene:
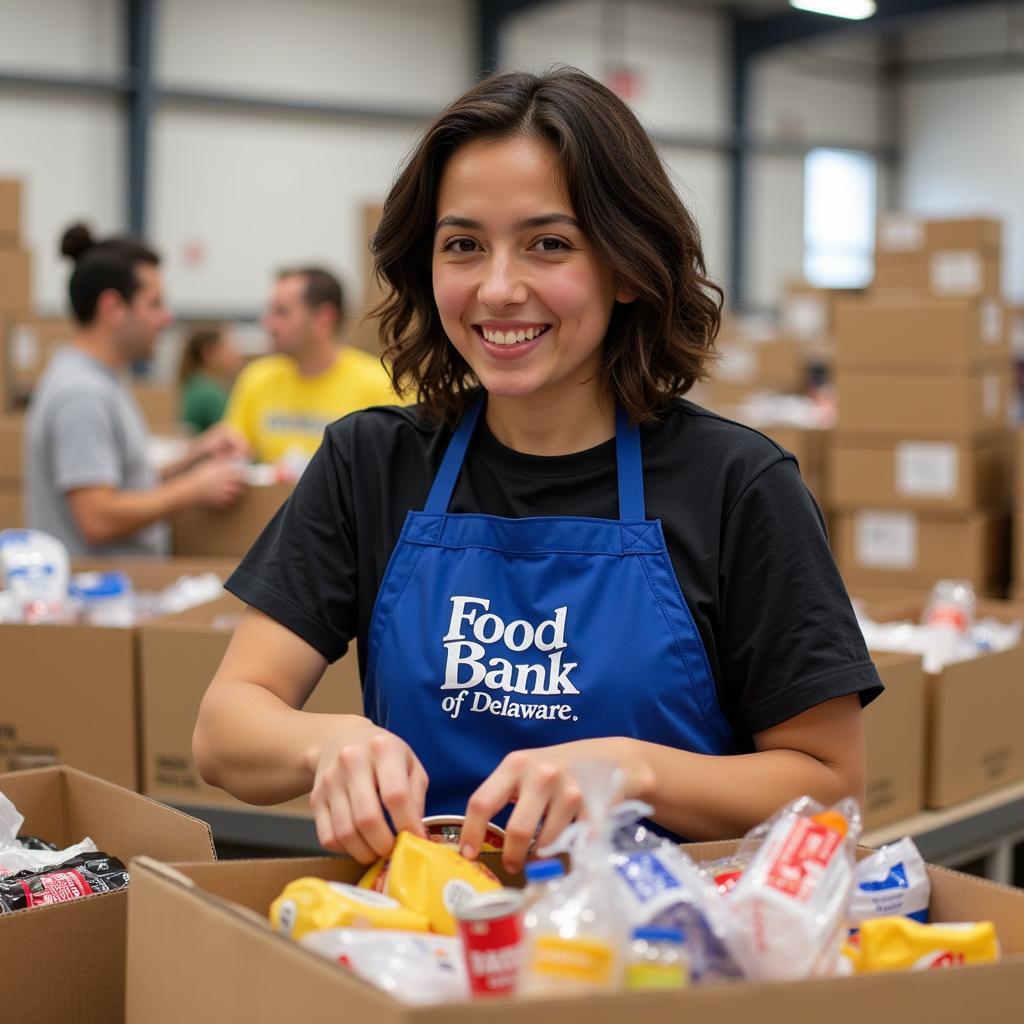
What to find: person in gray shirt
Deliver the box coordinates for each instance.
[26,224,249,557]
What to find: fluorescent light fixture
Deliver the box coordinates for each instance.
[789,0,876,19]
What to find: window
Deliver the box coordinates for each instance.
[803,148,877,289]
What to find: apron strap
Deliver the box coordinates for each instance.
[424,395,646,521]
[615,405,646,521]
[423,396,484,514]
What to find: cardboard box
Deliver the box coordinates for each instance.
[0,486,22,529]
[834,508,1009,593]
[865,599,1024,808]
[925,217,1001,254]
[872,254,1001,300]
[1,558,236,790]
[829,435,1011,513]
[132,383,178,429]
[875,213,925,260]
[779,281,831,342]
[1,765,214,1024]
[126,844,1024,1024]
[3,316,74,402]
[139,593,363,811]
[172,481,292,557]
[0,179,21,246]
[836,368,1011,439]
[863,651,926,828]
[0,412,23,487]
[0,248,31,316]
[834,297,1008,371]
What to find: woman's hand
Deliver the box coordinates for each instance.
[306,719,429,864]
[459,738,654,872]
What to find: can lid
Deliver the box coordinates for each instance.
[524,858,565,882]
[454,888,525,922]
[70,571,131,600]
[632,925,686,944]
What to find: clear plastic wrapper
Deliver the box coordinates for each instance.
[301,928,468,1004]
[0,790,98,879]
[0,529,70,624]
[850,838,929,932]
[719,796,862,981]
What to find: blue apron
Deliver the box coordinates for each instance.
[364,399,734,831]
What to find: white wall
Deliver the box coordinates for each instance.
[898,4,1024,300]
[0,0,121,78]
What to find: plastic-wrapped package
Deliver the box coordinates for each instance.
[301,928,468,1004]
[0,529,70,623]
[719,797,862,981]
[0,791,98,879]
[850,838,929,933]
[854,917,998,972]
[0,852,129,912]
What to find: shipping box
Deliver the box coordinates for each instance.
[872,254,1000,300]
[1,558,236,790]
[779,281,831,342]
[875,213,925,260]
[0,488,23,529]
[0,178,21,246]
[0,765,214,1024]
[833,508,1009,593]
[836,368,1010,438]
[0,412,22,488]
[863,652,926,828]
[0,248,31,317]
[829,435,1011,513]
[139,593,363,811]
[172,480,292,557]
[131,382,178,429]
[925,217,1001,254]
[3,316,74,402]
[126,844,1024,1024]
[834,297,1007,371]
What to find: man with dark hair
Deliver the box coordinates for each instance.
[223,266,396,464]
[25,223,248,556]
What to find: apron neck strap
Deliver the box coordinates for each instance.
[423,395,646,520]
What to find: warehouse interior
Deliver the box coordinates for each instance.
[2,0,1024,1017]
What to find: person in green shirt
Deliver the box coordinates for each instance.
[178,325,243,433]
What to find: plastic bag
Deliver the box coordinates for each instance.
[719,796,862,981]
[850,838,929,932]
[0,790,98,879]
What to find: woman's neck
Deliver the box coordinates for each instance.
[484,387,615,456]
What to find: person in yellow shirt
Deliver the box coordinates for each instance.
[225,267,397,464]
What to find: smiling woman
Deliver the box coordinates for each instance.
[194,67,881,875]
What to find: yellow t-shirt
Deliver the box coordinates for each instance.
[224,347,399,464]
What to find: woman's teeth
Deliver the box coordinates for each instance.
[481,326,548,346]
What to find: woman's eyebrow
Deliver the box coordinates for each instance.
[434,213,581,233]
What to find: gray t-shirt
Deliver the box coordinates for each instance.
[25,346,171,557]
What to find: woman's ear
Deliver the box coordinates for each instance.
[616,286,639,304]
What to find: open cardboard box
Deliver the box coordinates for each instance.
[1,765,214,1024]
[2,557,236,790]
[138,592,363,812]
[126,841,1024,1024]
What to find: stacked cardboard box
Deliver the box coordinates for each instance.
[0,180,34,409]
[874,214,1001,299]
[172,480,293,557]
[831,293,1012,595]
[0,412,24,529]
[1015,430,1024,599]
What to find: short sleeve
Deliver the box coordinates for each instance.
[223,367,256,446]
[718,457,882,736]
[225,433,358,663]
[51,393,122,492]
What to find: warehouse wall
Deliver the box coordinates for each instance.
[898,2,1024,301]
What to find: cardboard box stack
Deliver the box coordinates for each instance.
[0,411,23,528]
[348,201,386,354]
[832,223,1013,595]
[1016,429,1024,599]
[0,179,36,410]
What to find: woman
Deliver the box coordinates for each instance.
[194,68,881,874]
[178,324,242,433]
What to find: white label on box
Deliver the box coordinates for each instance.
[855,511,918,570]
[895,442,959,498]
[981,300,1003,345]
[9,326,40,372]
[879,216,924,253]
[782,296,826,340]
[930,250,982,296]
[983,374,1000,419]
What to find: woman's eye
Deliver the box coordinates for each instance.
[442,237,479,253]
[532,237,570,252]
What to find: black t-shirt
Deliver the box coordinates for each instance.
[227,398,881,751]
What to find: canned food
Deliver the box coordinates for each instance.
[422,815,506,853]
[455,889,525,997]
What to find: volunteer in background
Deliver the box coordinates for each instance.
[25,224,248,557]
[178,324,243,433]
[195,69,882,872]
[222,267,398,465]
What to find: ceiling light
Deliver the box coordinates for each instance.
[789,0,876,19]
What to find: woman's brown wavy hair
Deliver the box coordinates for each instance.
[371,66,723,426]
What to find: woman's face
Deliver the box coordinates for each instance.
[432,135,627,407]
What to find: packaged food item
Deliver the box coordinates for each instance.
[522,858,565,909]
[359,832,501,936]
[454,889,525,997]
[625,926,690,990]
[699,854,749,896]
[423,814,506,852]
[70,570,136,627]
[14,836,59,852]
[519,761,627,996]
[0,852,129,912]
[922,579,976,633]
[856,917,998,972]
[0,529,70,623]
[270,878,430,940]
[301,928,468,1004]
[850,838,929,932]
[720,797,862,981]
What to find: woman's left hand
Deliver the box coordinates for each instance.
[459,737,654,872]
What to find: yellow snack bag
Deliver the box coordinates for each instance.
[857,917,999,973]
[359,831,501,936]
[270,878,430,940]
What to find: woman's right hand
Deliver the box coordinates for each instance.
[306,718,429,864]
